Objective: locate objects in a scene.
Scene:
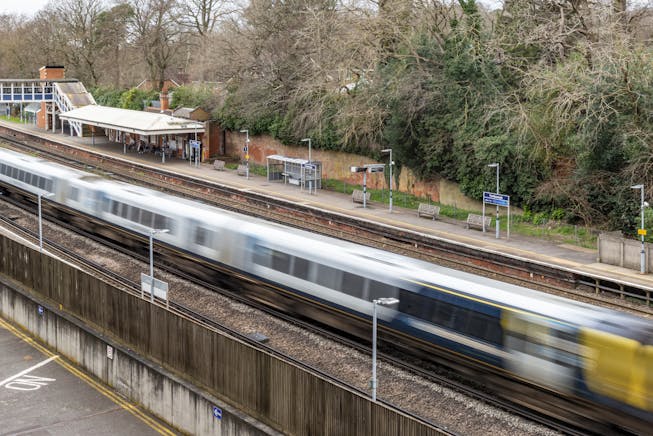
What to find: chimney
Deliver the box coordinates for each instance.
[39,65,65,80]
[160,92,169,112]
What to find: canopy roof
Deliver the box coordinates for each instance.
[59,105,205,136]
[266,154,310,165]
[24,103,42,113]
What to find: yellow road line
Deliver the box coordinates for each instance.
[0,317,175,436]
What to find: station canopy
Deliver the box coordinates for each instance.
[59,104,205,136]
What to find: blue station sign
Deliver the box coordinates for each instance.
[483,192,510,207]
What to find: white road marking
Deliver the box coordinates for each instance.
[0,355,58,388]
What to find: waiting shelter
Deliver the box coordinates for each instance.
[59,105,205,161]
[266,155,322,192]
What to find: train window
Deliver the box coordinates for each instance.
[11,167,18,179]
[111,201,120,215]
[397,290,428,318]
[0,164,5,175]
[38,177,46,190]
[120,204,130,219]
[465,312,488,339]
[129,206,140,222]
[45,180,53,191]
[368,280,397,301]
[433,302,454,329]
[154,213,167,229]
[141,210,153,227]
[271,250,291,273]
[253,244,271,267]
[292,256,310,280]
[18,170,25,182]
[70,187,79,202]
[341,272,365,298]
[194,226,213,247]
[316,263,340,289]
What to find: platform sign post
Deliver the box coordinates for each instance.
[190,140,201,168]
[240,129,250,179]
[364,164,385,209]
[482,192,511,240]
[141,273,169,307]
[305,163,317,195]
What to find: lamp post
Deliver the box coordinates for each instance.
[38,192,55,253]
[301,138,313,192]
[240,129,250,179]
[631,184,646,274]
[371,297,399,402]
[381,149,394,213]
[148,228,169,302]
[301,138,312,162]
[488,163,500,239]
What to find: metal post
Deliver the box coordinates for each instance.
[302,138,312,192]
[382,149,393,213]
[495,164,500,239]
[241,129,250,180]
[38,193,44,253]
[641,186,646,274]
[631,185,646,273]
[372,299,378,402]
[38,192,54,253]
[301,138,312,162]
[149,230,155,303]
[371,297,398,402]
[363,171,367,209]
[148,228,169,302]
[488,163,500,238]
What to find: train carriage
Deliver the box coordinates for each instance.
[1,146,652,432]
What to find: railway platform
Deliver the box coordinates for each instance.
[3,119,653,297]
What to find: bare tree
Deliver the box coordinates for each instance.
[48,0,107,86]
[178,0,242,36]
[127,0,186,90]
[96,3,133,86]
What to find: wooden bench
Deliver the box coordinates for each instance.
[417,203,440,220]
[236,164,248,176]
[213,159,226,171]
[352,189,371,204]
[466,213,492,231]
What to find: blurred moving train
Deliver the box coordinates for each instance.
[0,147,651,432]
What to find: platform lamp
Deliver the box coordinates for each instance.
[631,184,647,274]
[240,129,250,179]
[38,192,55,253]
[488,163,500,239]
[148,228,169,302]
[301,138,312,162]
[381,149,394,213]
[371,297,399,402]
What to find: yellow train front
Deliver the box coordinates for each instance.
[501,308,653,432]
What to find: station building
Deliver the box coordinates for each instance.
[1,65,220,162]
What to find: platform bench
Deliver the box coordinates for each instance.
[213,159,226,171]
[417,203,440,220]
[466,213,492,231]
[236,164,248,176]
[352,189,371,204]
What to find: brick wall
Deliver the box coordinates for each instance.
[224,131,483,211]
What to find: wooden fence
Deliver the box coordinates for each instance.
[0,234,443,436]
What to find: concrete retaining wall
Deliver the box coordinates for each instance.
[0,277,277,436]
[598,233,653,273]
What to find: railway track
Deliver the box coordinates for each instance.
[0,194,620,435]
[0,131,651,319]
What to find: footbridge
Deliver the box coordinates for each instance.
[0,66,95,137]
